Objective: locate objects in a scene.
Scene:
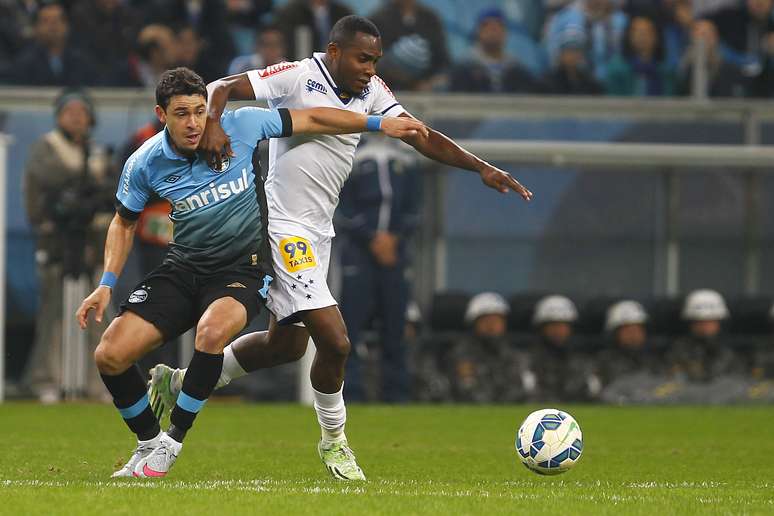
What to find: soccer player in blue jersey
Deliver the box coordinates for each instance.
[75,67,426,478]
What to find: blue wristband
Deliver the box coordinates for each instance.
[366,115,382,132]
[100,271,118,289]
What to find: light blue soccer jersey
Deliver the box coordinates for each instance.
[116,107,292,274]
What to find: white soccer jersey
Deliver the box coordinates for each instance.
[246,52,405,238]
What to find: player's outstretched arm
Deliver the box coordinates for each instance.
[203,73,255,169]
[75,214,137,329]
[397,113,533,201]
[289,108,429,138]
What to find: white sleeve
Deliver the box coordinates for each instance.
[246,61,303,102]
[369,75,405,116]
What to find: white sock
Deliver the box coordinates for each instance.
[215,344,247,390]
[313,385,346,443]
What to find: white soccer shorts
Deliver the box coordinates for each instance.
[265,223,337,325]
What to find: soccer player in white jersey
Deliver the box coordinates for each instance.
[149,16,532,480]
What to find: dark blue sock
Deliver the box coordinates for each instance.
[169,350,223,442]
[100,365,160,441]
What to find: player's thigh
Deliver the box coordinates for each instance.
[195,296,248,353]
[267,312,311,361]
[300,305,350,357]
[95,311,164,373]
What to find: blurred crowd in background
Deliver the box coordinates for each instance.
[3,0,774,97]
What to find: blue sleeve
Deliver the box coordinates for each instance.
[228,107,293,147]
[114,154,150,220]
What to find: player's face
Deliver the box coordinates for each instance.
[330,33,383,95]
[156,95,207,155]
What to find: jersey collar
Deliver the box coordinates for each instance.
[161,128,190,161]
[313,52,353,106]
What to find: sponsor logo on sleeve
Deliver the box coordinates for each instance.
[258,62,298,79]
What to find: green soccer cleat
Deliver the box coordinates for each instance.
[148,364,183,421]
[318,439,366,480]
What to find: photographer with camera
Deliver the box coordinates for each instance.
[22,89,114,402]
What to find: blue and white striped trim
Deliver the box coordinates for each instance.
[176,391,207,413]
[118,394,150,419]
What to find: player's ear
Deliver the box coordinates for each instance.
[154,105,166,124]
[327,41,339,60]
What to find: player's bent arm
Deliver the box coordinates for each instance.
[206,73,255,122]
[75,213,137,328]
[397,112,533,201]
[289,108,428,138]
[102,213,138,279]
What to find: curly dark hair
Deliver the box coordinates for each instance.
[155,67,207,110]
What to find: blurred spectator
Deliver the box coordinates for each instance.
[228,25,287,75]
[116,24,177,88]
[708,0,774,58]
[449,8,537,93]
[406,301,452,402]
[0,0,39,68]
[69,0,143,85]
[524,295,597,401]
[708,0,774,97]
[225,0,273,55]
[275,0,352,59]
[667,289,742,382]
[370,0,450,91]
[446,293,527,402]
[150,0,235,73]
[542,30,604,94]
[663,0,692,69]
[677,19,747,97]
[174,24,224,82]
[606,16,675,96]
[596,300,667,403]
[337,135,420,402]
[544,0,628,82]
[22,89,113,402]
[8,1,100,86]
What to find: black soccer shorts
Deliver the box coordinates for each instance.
[117,260,271,342]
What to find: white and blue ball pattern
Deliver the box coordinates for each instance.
[515,408,583,475]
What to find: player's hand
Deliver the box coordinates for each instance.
[369,231,398,267]
[200,118,234,170]
[479,164,533,201]
[381,117,429,139]
[76,286,112,329]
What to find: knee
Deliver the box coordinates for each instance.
[94,334,130,375]
[195,323,230,354]
[318,335,351,360]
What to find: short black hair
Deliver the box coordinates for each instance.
[155,67,207,110]
[329,15,380,46]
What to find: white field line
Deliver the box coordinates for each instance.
[1,479,773,504]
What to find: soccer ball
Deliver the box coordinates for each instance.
[515,408,583,475]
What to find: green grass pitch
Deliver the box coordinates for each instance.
[1,403,773,515]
